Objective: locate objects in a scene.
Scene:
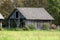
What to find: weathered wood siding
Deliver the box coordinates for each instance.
[0,20,3,28]
[25,20,52,29]
[25,20,37,28]
[8,10,25,28]
[10,10,25,19]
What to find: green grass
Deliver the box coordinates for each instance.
[0,30,60,40]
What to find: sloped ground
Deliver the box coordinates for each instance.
[0,30,60,40]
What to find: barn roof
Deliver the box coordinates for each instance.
[0,13,4,19]
[17,8,54,20]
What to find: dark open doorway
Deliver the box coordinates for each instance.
[20,19,25,28]
[9,19,25,28]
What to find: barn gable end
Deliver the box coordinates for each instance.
[8,9,25,19]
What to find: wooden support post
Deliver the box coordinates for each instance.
[14,19,20,28]
[8,20,10,29]
[16,19,20,28]
[0,22,2,29]
[0,20,3,30]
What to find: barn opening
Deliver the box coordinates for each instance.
[16,12,18,18]
[20,19,25,28]
[8,19,25,28]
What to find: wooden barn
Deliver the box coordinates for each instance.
[7,8,54,29]
[0,13,4,28]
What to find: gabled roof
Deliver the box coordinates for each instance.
[16,8,54,20]
[0,13,4,19]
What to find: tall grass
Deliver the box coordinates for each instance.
[0,30,60,40]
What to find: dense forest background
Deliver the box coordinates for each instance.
[0,0,60,25]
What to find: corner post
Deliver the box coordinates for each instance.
[8,19,10,29]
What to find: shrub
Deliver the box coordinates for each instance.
[23,25,36,31]
[43,23,50,30]
[15,28,23,31]
[0,28,3,31]
[3,27,23,31]
[5,28,16,31]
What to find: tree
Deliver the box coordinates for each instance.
[22,0,48,8]
[0,0,14,18]
[48,0,60,25]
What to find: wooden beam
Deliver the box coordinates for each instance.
[8,19,10,29]
[0,22,2,29]
[16,19,20,28]
[14,19,20,28]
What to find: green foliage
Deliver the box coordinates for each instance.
[43,23,50,30]
[22,0,48,8]
[15,28,23,31]
[3,28,23,31]
[0,28,3,31]
[0,0,15,18]
[0,30,59,40]
[48,0,60,25]
[23,25,36,31]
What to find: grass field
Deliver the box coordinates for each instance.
[0,30,60,40]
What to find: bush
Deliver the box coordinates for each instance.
[15,28,23,31]
[43,23,50,30]
[4,28,16,31]
[0,28,3,31]
[23,25,36,31]
[3,25,36,31]
[3,27,23,31]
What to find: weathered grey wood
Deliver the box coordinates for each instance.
[8,20,10,29]
[7,8,54,29]
[25,20,52,29]
[8,10,25,28]
[14,19,20,28]
[0,22,2,29]
[10,10,24,19]
[16,19,20,28]
[37,22,44,29]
